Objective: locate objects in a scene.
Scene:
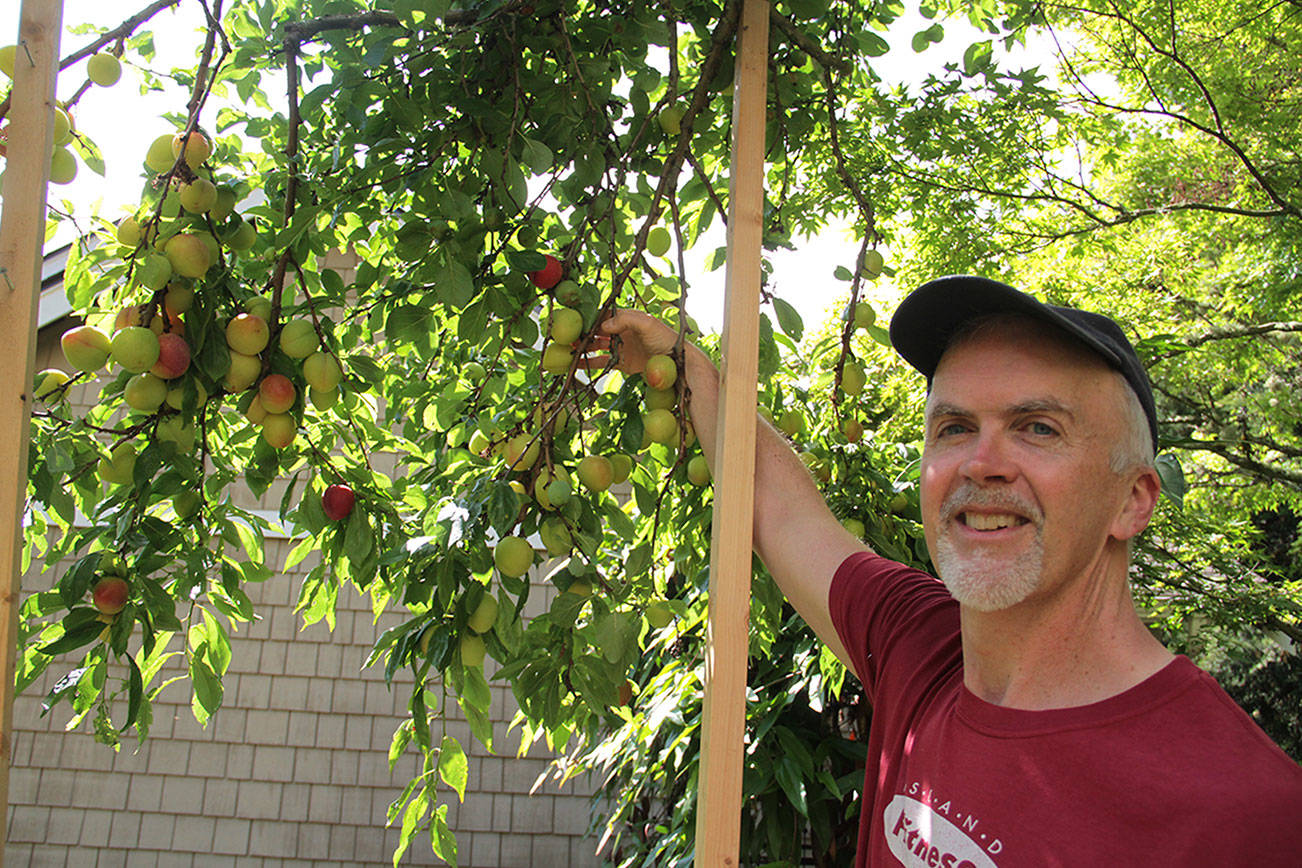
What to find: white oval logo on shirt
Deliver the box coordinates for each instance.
[883,795,1000,868]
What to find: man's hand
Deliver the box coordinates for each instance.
[582,308,681,377]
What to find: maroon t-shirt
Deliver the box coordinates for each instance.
[829,550,1302,867]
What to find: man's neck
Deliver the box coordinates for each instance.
[958,560,1174,710]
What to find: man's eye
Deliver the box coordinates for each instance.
[1028,421,1056,436]
[937,422,967,437]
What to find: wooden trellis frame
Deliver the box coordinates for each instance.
[0,4,65,857]
[0,1,771,863]
[696,0,769,864]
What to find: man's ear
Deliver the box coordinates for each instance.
[1112,466,1161,542]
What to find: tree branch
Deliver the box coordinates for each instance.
[60,0,184,70]
[769,8,849,73]
[1154,320,1302,359]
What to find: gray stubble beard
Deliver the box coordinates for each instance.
[933,483,1045,612]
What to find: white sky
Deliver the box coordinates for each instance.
[11,2,1055,334]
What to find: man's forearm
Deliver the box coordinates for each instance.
[677,342,858,663]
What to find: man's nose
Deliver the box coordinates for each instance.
[959,430,1019,485]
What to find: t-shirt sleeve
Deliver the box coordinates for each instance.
[828,551,960,705]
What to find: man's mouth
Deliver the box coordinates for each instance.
[959,512,1030,531]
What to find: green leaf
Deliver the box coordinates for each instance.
[436,260,475,310]
[387,305,433,343]
[772,297,804,342]
[459,692,494,750]
[1155,454,1185,510]
[398,787,430,865]
[123,655,144,731]
[625,542,652,580]
[963,40,993,75]
[430,803,458,865]
[865,322,892,348]
[410,685,431,748]
[189,654,224,725]
[520,137,553,173]
[461,665,492,713]
[37,619,103,657]
[571,653,622,709]
[774,756,809,815]
[389,720,413,770]
[438,734,469,801]
[704,246,728,272]
[504,249,546,271]
[344,512,375,567]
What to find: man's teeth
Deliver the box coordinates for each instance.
[962,513,1024,531]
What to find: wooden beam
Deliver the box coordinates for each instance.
[0,0,65,846]
[695,0,769,864]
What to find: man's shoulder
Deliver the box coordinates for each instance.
[1124,657,1302,815]
[830,550,946,601]
[1173,658,1302,779]
[829,551,960,691]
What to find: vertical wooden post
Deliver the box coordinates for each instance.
[0,0,65,847]
[695,0,769,864]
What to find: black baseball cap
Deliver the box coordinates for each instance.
[889,275,1158,454]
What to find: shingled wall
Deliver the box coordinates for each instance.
[7,544,607,867]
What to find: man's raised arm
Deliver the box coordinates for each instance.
[595,310,866,666]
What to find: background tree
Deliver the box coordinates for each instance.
[7,0,1298,864]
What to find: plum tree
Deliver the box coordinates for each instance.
[644,354,678,391]
[459,634,487,668]
[526,254,563,289]
[144,134,176,173]
[467,595,498,634]
[172,131,212,169]
[842,360,866,396]
[278,319,318,358]
[164,233,211,278]
[642,408,679,445]
[647,226,672,257]
[49,147,78,185]
[260,413,297,449]
[549,307,584,344]
[576,455,614,492]
[179,179,218,214]
[150,333,191,380]
[124,373,168,412]
[223,352,261,392]
[96,442,137,486]
[686,455,711,486]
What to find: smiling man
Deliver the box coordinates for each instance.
[597,275,1302,866]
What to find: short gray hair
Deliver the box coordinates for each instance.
[1110,370,1155,475]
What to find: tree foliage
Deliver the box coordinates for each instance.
[7,0,1299,863]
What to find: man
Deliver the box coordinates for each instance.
[596,275,1302,866]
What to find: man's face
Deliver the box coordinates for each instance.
[918,320,1137,612]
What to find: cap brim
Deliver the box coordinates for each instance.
[889,274,1159,454]
[889,275,1126,379]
